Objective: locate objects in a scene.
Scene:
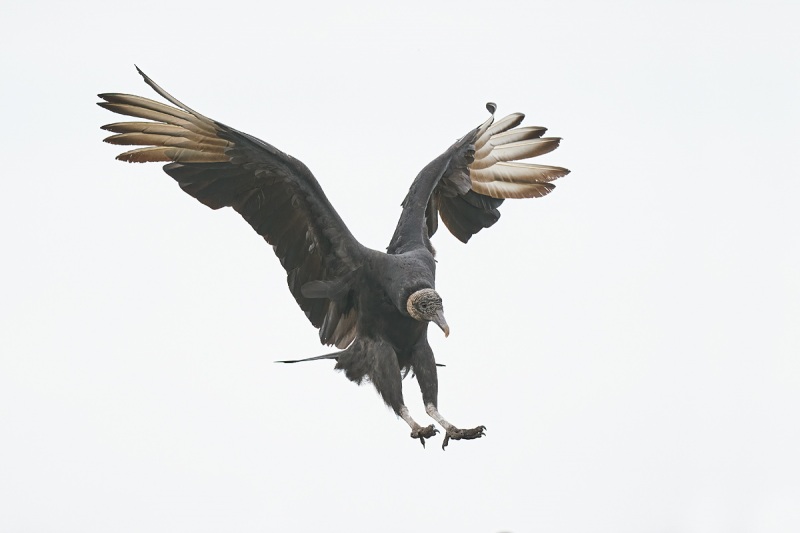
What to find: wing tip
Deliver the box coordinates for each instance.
[114,153,145,163]
[135,64,151,84]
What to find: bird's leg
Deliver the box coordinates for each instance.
[358,338,437,448]
[425,403,486,450]
[399,406,438,448]
[409,339,486,449]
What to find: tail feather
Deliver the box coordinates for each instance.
[275,352,340,364]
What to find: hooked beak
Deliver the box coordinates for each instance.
[433,309,450,338]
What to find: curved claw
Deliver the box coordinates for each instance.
[410,424,439,448]
[442,425,486,450]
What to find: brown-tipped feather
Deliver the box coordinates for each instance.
[471,138,562,169]
[471,162,570,184]
[486,113,524,136]
[490,126,548,143]
[471,180,554,199]
[99,93,205,124]
[98,93,217,134]
[103,122,185,135]
[101,122,230,147]
[103,132,230,154]
[473,126,549,159]
[116,146,229,163]
[98,102,215,137]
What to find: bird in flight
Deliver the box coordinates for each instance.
[99,67,569,449]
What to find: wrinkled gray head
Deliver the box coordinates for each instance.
[406,288,449,337]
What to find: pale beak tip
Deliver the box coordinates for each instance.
[433,310,450,338]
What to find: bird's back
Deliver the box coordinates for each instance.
[354,248,435,348]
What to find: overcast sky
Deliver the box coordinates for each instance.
[2,1,798,532]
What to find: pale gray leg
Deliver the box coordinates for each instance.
[411,339,485,449]
[399,406,438,448]
[425,403,486,450]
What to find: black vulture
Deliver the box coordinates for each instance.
[99,68,569,449]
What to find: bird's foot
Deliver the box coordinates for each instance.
[410,424,439,448]
[442,425,486,450]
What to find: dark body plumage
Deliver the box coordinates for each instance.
[99,68,569,448]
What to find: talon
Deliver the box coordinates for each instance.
[410,424,438,448]
[441,425,486,449]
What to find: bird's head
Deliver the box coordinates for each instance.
[406,288,449,337]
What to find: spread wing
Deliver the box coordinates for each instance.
[99,67,363,348]
[388,103,569,253]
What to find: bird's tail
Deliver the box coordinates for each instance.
[275,352,340,364]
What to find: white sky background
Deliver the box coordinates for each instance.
[1,0,798,531]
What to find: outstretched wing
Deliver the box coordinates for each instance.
[99,67,363,348]
[388,104,569,253]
